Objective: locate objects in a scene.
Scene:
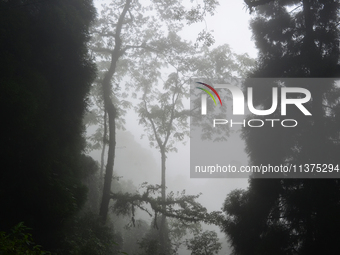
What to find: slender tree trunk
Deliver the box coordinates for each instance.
[100,110,107,180]
[98,51,119,223]
[99,98,116,223]
[159,148,167,253]
[99,0,132,224]
[98,49,120,223]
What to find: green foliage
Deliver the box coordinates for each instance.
[131,38,254,254]
[118,219,149,255]
[85,0,222,154]
[247,0,340,78]
[136,217,173,255]
[58,212,124,255]
[87,1,252,254]
[0,0,96,250]
[189,44,255,142]
[186,230,222,255]
[221,1,340,255]
[138,237,162,255]
[136,56,191,153]
[111,184,222,226]
[168,218,202,254]
[191,45,255,80]
[80,155,102,213]
[0,222,51,255]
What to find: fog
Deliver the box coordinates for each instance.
[87,1,257,254]
[3,0,340,254]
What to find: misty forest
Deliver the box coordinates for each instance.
[2,0,340,254]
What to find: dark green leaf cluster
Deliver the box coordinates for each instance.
[0,222,51,255]
[110,184,223,227]
[186,230,222,255]
[57,212,123,255]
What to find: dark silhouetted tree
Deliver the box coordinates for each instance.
[0,0,96,251]
[221,1,340,255]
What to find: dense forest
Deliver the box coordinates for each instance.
[1,0,340,254]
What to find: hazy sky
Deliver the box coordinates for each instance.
[178,0,257,57]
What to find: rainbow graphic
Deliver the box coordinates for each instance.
[196,82,222,106]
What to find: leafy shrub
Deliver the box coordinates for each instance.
[0,222,51,255]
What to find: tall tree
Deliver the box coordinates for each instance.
[135,34,192,253]
[89,0,219,224]
[0,0,96,250]
[222,1,340,254]
[93,0,133,223]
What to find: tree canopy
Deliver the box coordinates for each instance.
[0,0,96,250]
[222,1,340,254]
